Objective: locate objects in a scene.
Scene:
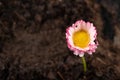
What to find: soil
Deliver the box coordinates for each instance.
[0,0,120,80]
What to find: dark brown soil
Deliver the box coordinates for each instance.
[0,0,120,80]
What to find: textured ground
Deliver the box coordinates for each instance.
[0,0,120,80]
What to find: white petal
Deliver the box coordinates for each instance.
[74,50,84,57]
[73,51,79,56]
[88,52,92,55]
[79,52,84,57]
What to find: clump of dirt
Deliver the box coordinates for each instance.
[0,0,120,80]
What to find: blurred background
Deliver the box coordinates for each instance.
[0,0,120,80]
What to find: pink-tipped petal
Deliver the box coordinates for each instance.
[78,52,84,57]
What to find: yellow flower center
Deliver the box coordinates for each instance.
[73,30,90,48]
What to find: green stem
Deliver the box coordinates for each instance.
[81,56,87,72]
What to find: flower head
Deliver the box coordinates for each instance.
[66,20,98,57]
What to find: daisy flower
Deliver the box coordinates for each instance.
[66,20,98,57]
